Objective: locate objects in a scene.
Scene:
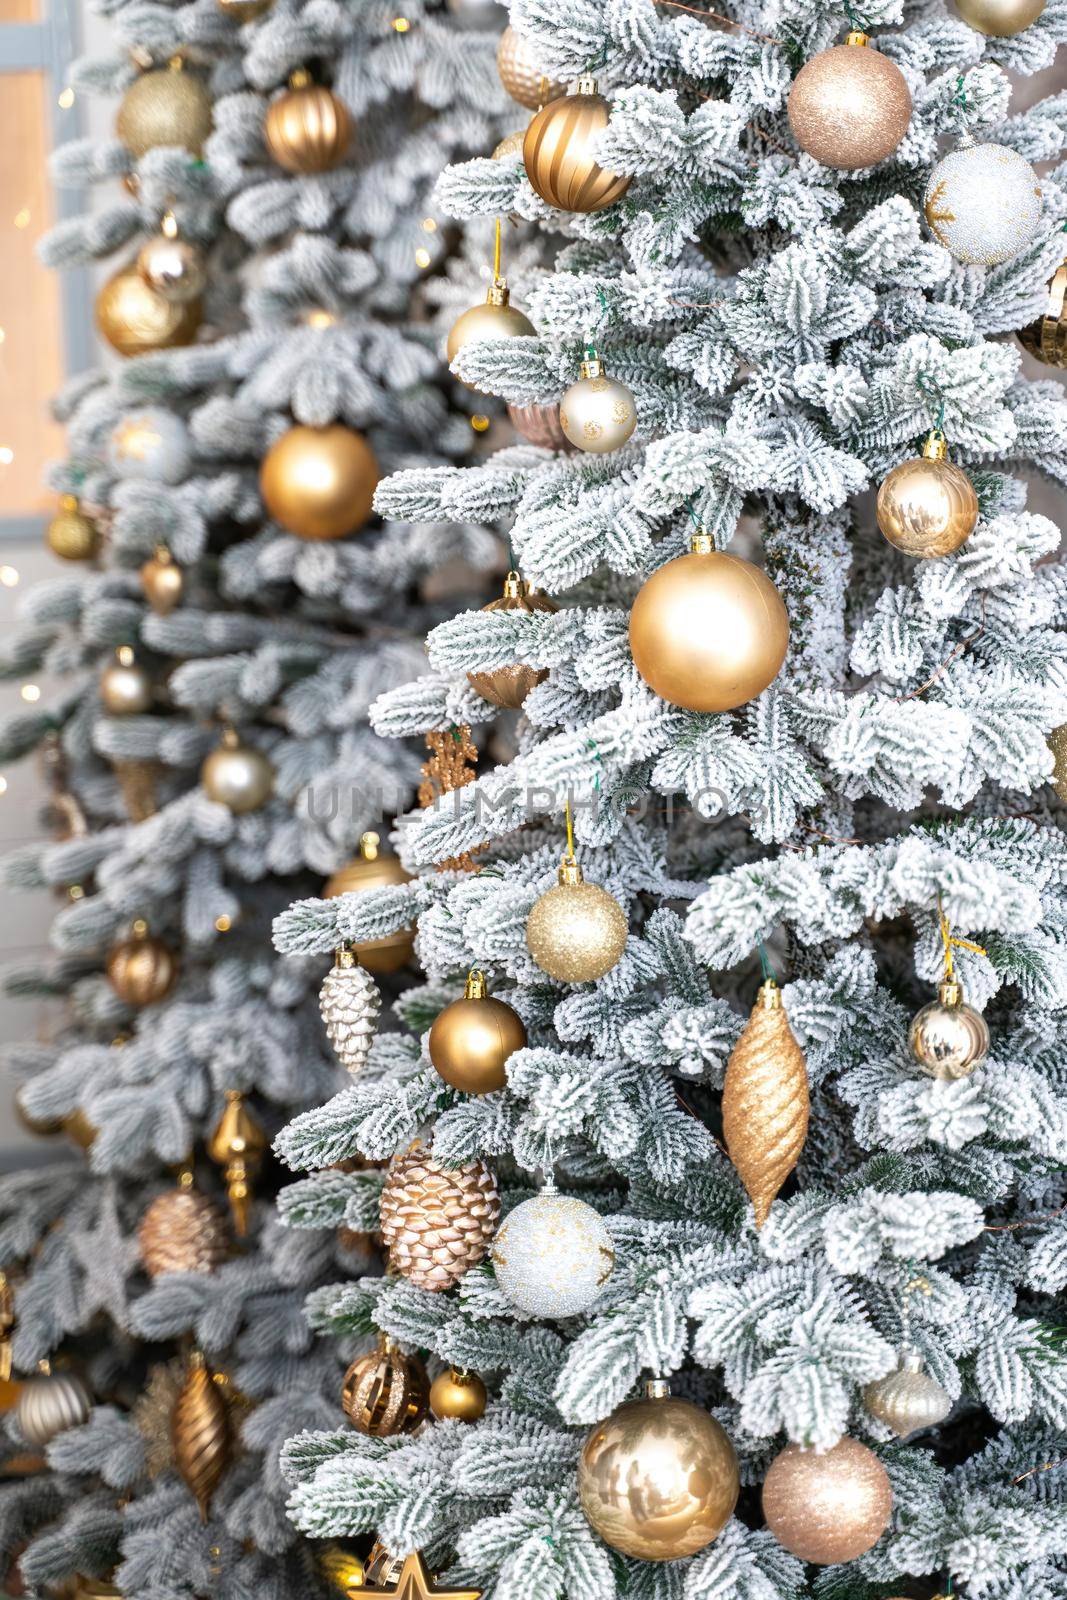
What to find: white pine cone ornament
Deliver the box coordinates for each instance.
[319,949,381,1075]
[379,1143,500,1292]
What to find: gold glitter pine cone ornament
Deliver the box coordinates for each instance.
[47,496,100,562]
[16,1365,91,1446]
[264,69,352,174]
[876,430,979,558]
[447,278,535,394]
[379,1143,500,1292]
[138,212,206,305]
[341,1333,429,1436]
[909,976,989,1079]
[323,831,415,974]
[579,1378,739,1560]
[722,978,809,1229]
[429,969,526,1095]
[787,31,911,171]
[95,263,201,357]
[319,948,381,1075]
[260,422,379,540]
[201,727,274,813]
[141,546,183,614]
[139,1177,229,1276]
[107,919,179,1006]
[1019,257,1067,368]
[864,1347,952,1437]
[523,77,630,213]
[924,136,1042,266]
[172,1350,231,1520]
[116,58,212,158]
[526,856,627,984]
[761,1437,892,1564]
[559,351,636,454]
[429,1367,487,1423]
[496,24,566,109]
[491,1180,615,1317]
[466,571,558,710]
[955,0,1045,35]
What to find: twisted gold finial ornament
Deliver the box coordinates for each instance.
[721,977,809,1229]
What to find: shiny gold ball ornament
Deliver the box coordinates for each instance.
[264,69,352,174]
[447,278,535,393]
[496,25,566,109]
[877,430,979,558]
[139,1181,229,1276]
[524,78,630,213]
[925,138,1042,265]
[137,213,206,304]
[95,264,201,357]
[379,1142,500,1292]
[1019,257,1067,368]
[864,1348,952,1437]
[323,830,415,974]
[1048,723,1067,802]
[260,422,379,540]
[342,1334,430,1436]
[466,571,558,709]
[201,728,274,813]
[140,547,184,614]
[909,977,989,1079]
[429,1367,487,1423]
[762,1437,892,1564]
[630,530,789,712]
[579,1378,739,1560]
[16,1367,91,1447]
[100,646,152,715]
[320,1545,365,1599]
[526,857,627,984]
[507,401,570,449]
[106,919,179,1007]
[787,32,911,170]
[559,352,637,453]
[491,1183,614,1317]
[955,0,1045,35]
[429,969,526,1095]
[722,978,809,1230]
[116,59,213,158]
[47,495,100,562]
[172,1350,231,1520]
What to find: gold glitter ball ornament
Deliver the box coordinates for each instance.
[722,978,809,1230]
[429,1367,487,1423]
[864,1348,952,1437]
[107,920,179,1006]
[523,78,631,213]
[447,279,535,393]
[323,831,414,974]
[909,978,989,1079]
[629,531,789,712]
[260,423,379,540]
[264,71,352,174]
[787,32,911,171]
[492,129,526,160]
[955,0,1045,34]
[1019,258,1067,368]
[138,1180,229,1277]
[762,1437,892,1564]
[379,1143,500,1292]
[201,728,274,813]
[496,25,566,110]
[100,648,152,715]
[16,1368,91,1446]
[526,857,627,984]
[47,496,99,562]
[924,138,1042,266]
[579,1378,739,1560]
[341,1334,430,1436]
[466,571,558,710]
[173,1350,231,1520]
[96,264,201,357]
[559,353,636,453]
[138,222,206,305]
[140,547,184,614]
[429,970,527,1095]
[507,401,570,449]
[876,430,978,558]
[116,61,213,158]
[1048,723,1067,801]
[491,1185,614,1317]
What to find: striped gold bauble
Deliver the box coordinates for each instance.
[523,78,630,213]
[264,70,351,174]
[341,1334,429,1436]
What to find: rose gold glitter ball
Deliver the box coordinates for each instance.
[787,34,911,171]
[762,1437,893,1564]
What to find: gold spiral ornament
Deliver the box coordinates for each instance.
[523,78,630,213]
[172,1351,231,1520]
[876,431,978,558]
[264,71,352,173]
[721,979,809,1229]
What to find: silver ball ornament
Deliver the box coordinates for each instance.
[109,407,192,484]
[491,1188,615,1317]
[924,139,1042,265]
[16,1369,91,1446]
[201,731,274,813]
[864,1348,952,1438]
[559,355,636,453]
[909,979,989,1079]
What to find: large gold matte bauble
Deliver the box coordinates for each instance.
[379,1143,500,1292]
[579,1380,739,1560]
[956,0,1044,32]
[323,832,414,974]
[877,434,978,558]
[722,979,809,1231]
[100,650,152,715]
[139,1184,229,1277]
[909,979,989,1079]
[526,859,627,984]
[447,284,535,392]
[429,1367,487,1423]
[524,79,631,212]
[559,356,637,453]
[260,423,378,540]
[467,571,557,709]
[140,547,184,614]
[507,401,570,449]
[96,265,201,358]
[47,496,99,562]
[138,231,206,305]
[787,33,911,170]
[264,75,352,174]
[428,970,526,1095]
[1019,258,1067,368]
[342,1335,429,1437]
[173,1351,231,1520]
[864,1349,951,1437]
[201,730,274,813]
[16,1369,91,1447]
[107,924,179,1007]
[116,66,213,158]
[496,25,566,109]
[1049,723,1067,802]
[762,1437,892,1564]
[629,541,789,712]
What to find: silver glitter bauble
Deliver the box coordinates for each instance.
[909,979,989,1079]
[319,950,381,1075]
[16,1369,91,1446]
[924,139,1042,265]
[109,407,192,484]
[864,1349,952,1438]
[491,1188,615,1317]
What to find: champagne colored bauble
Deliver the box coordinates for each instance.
[16,1369,91,1446]
[1019,258,1067,368]
[722,979,809,1230]
[139,1183,229,1276]
[140,547,184,614]
[496,25,566,109]
[491,1186,614,1317]
[630,535,789,712]
[137,230,206,305]
[864,1348,952,1437]
[524,78,631,212]
[116,64,212,158]
[260,423,379,540]
[466,571,557,709]
[379,1142,500,1292]
[109,407,192,483]
[787,32,911,170]
[342,1335,429,1436]
[447,281,535,392]
[47,496,99,562]
[429,970,526,1095]
[323,831,414,974]
[762,1437,892,1564]
[925,139,1042,265]
[876,431,978,557]
[100,649,152,715]
[526,858,627,984]
[64,1108,98,1150]
[429,1367,487,1423]
[107,922,179,1006]
[956,0,1044,33]
[507,401,570,449]
[909,978,989,1079]
[1049,723,1067,802]
[492,129,526,161]
[201,729,274,813]
[559,355,636,453]
[264,72,352,174]
[173,1350,231,1520]
[96,265,201,357]
[579,1379,739,1560]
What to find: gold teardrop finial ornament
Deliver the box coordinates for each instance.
[523,77,630,213]
[207,1091,267,1235]
[140,546,184,613]
[264,73,352,173]
[722,979,809,1229]
[786,32,911,170]
[428,969,527,1094]
[172,1350,231,1520]
[876,431,979,558]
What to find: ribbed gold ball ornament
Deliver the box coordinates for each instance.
[864,1348,952,1437]
[379,1142,500,1292]
[137,214,206,305]
[429,970,527,1095]
[524,78,631,212]
[924,138,1042,266]
[629,531,789,712]
[762,1437,892,1564]
[526,857,627,984]
[201,728,274,813]
[264,70,352,174]
[579,1379,739,1560]
[107,919,179,1007]
[909,978,989,1079]
[139,1178,229,1277]
[16,1366,91,1447]
[787,32,911,170]
[47,496,100,562]
[140,547,184,614]
[722,979,809,1231]
[507,401,570,449]
[1048,723,1067,801]
[559,352,636,453]
[323,831,414,974]
[956,0,1044,33]
[1019,258,1067,368]
[260,423,379,540]
[99,647,152,715]
[447,279,535,393]
[466,571,557,709]
[116,60,213,158]
[341,1334,430,1436]
[876,431,978,557]
[95,264,201,357]
[496,25,566,109]
[429,1367,487,1423]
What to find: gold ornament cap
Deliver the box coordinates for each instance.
[558,855,583,886]
[923,429,949,461]
[487,277,511,307]
[463,969,489,999]
[938,977,963,1007]
[756,977,783,1011]
[644,1376,670,1399]
[845,28,870,43]
[579,352,605,380]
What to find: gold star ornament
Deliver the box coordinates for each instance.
[364,1551,481,1600]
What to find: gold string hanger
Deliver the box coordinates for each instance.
[937,896,986,981]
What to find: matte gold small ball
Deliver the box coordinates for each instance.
[787,36,911,170]
[107,926,179,1007]
[526,867,627,984]
[877,441,978,558]
[909,981,989,1079]
[429,1368,487,1423]
[100,652,152,715]
[955,0,1044,34]
[524,82,630,212]
[260,424,379,540]
[429,977,526,1094]
[201,734,274,814]
[47,498,99,562]
[140,548,184,614]
[138,233,207,304]
[264,79,352,174]
[116,66,213,158]
[496,25,566,109]
[762,1437,892,1564]
[559,362,636,453]
[447,290,535,392]
[96,265,201,357]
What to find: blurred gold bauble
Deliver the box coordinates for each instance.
[201,729,274,813]
[1049,723,1067,802]
[787,33,911,170]
[319,1545,365,1598]
[95,265,201,357]
[864,1348,952,1437]
[173,1350,231,1520]
[507,401,570,449]
[99,647,152,714]
[140,547,184,614]
[909,978,989,1079]
[379,1142,499,1292]
[323,831,414,974]
[16,1368,91,1447]
[877,431,978,558]
[216,0,273,16]
[578,1379,739,1560]
[428,970,526,1095]
[629,534,789,711]
[956,0,1044,33]
[74,1578,123,1600]
[496,25,566,109]
[762,1437,892,1564]
[139,1181,229,1276]
[342,1335,429,1437]
[64,1107,98,1150]
[524,78,630,212]
[260,423,379,540]
[429,1367,487,1423]
[492,129,526,160]
[264,72,352,173]
[116,63,213,158]
[466,570,557,709]
[137,225,206,305]
[559,354,636,453]
[722,978,809,1231]
[208,1090,268,1236]
[47,496,99,562]
[1019,258,1067,368]
[446,280,535,392]
[526,858,627,984]
[107,921,179,1006]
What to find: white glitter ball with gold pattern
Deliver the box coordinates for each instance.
[559,353,636,453]
[924,138,1042,265]
[491,1186,615,1317]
